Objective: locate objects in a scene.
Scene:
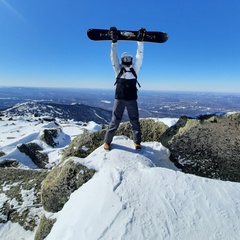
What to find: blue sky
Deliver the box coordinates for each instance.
[0,0,239,93]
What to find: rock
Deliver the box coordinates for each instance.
[160,113,240,182]
[40,128,59,147]
[34,214,56,240]
[41,159,95,212]
[17,143,49,168]
[139,119,168,142]
[62,130,106,160]
[0,151,5,157]
[0,159,19,168]
[0,168,48,231]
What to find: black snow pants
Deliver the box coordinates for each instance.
[104,99,141,144]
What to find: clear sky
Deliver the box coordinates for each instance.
[0,0,239,93]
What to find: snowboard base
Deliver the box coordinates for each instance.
[87,28,168,43]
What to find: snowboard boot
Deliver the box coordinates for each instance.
[104,142,111,151]
[134,143,142,150]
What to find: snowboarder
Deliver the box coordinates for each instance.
[103,27,146,151]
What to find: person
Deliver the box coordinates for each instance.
[103,27,145,151]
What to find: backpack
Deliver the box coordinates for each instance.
[114,67,141,100]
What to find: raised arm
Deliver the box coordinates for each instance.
[133,41,144,74]
[110,42,121,77]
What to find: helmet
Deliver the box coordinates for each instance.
[121,52,133,66]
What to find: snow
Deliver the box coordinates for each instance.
[101,100,111,104]
[46,136,240,240]
[0,117,101,169]
[0,222,34,240]
[0,116,240,240]
[150,117,179,127]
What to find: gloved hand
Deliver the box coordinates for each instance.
[109,26,118,43]
[137,28,146,41]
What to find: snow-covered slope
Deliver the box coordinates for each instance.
[46,136,240,240]
[0,116,102,169]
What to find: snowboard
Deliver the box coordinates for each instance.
[87,28,168,43]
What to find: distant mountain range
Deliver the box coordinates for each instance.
[0,101,112,124]
[1,87,240,119]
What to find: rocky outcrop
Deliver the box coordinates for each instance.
[115,118,168,142]
[62,130,106,160]
[34,214,56,240]
[40,128,59,147]
[62,119,168,159]
[139,119,168,142]
[0,168,48,231]
[17,143,49,168]
[0,159,19,168]
[160,113,240,182]
[41,159,95,212]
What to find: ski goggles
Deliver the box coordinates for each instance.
[122,56,132,62]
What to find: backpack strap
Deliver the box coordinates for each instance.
[114,67,141,87]
[117,67,126,79]
[129,67,137,79]
[129,68,141,88]
[114,67,125,85]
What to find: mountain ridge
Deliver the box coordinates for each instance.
[0,101,112,124]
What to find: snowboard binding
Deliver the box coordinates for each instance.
[108,27,118,43]
[137,28,146,41]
